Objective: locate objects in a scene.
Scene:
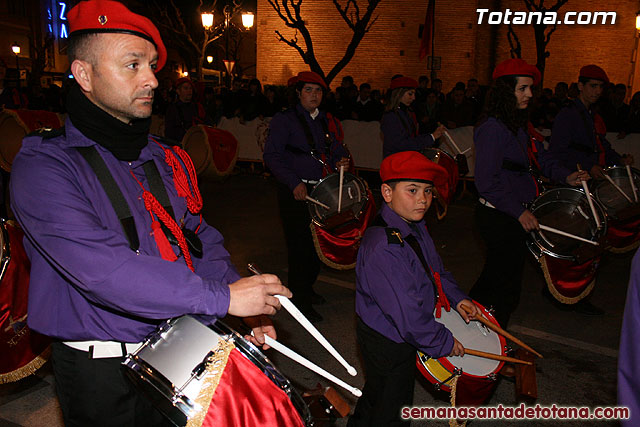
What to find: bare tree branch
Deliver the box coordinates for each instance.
[507,24,522,59]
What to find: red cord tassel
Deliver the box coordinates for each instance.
[151,220,177,262]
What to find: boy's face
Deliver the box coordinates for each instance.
[382,181,433,222]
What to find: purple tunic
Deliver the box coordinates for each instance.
[355,204,468,358]
[263,104,348,191]
[381,108,435,158]
[618,248,640,426]
[474,117,571,220]
[549,98,622,172]
[10,119,240,342]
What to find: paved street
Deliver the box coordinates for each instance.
[1,167,633,426]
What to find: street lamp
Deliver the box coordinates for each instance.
[11,42,20,84]
[242,12,254,30]
[207,56,214,64]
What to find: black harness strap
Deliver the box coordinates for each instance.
[76,146,140,251]
[142,160,175,218]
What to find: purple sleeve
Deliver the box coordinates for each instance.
[11,150,231,320]
[381,112,434,157]
[263,112,302,191]
[359,244,454,358]
[474,121,526,219]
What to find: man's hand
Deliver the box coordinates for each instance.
[293,182,308,201]
[518,209,539,232]
[335,157,350,170]
[227,274,291,317]
[432,124,447,140]
[590,164,604,179]
[457,299,478,324]
[566,170,590,186]
[449,337,465,357]
[244,315,276,350]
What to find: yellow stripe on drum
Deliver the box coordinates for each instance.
[417,351,455,387]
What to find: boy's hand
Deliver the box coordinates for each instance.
[457,299,478,323]
[449,337,465,357]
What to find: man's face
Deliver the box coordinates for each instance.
[360,87,370,101]
[452,89,464,105]
[467,80,479,94]
[382,181,433,222]
[433,81,442,92]
[79,33,158,123]
[578,79,604,106]
[176,82,193,103]
[298,83,323,112]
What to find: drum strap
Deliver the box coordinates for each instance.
[294,109,334,173]
[76,146,140,251]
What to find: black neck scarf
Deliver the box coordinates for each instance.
[66,85,151,161]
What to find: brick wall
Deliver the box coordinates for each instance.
[257,0,638,94]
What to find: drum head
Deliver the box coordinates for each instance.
[434,308,503,377]
[529,188,606,261]
[593,166,640,218]
[308,173,368,227]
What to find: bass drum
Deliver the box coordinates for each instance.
[0,220,51,383]
[592,166,640,253]
[528,188,607,304]
[182,125,238,178]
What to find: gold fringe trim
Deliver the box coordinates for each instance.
[186,339,236,427]
[539,256,596,304]
[0,346,51,384]
[607,239,640,254]
[310,223,357,270]
[448,375,467,427]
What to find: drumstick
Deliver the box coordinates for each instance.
[305,196,330,210]
[260,335,362,397]
[247,264,358,376]
[626,165,639,202]
[443,130,463,155]
[465,348,532,366]
[604,173,633,204]
[538,224,599,246]
[338,165,344,213]
[577,164,601,229]
[461,306,543,358]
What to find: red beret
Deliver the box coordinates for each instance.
[579,65,609,84]
[296,71,327,89]
[287,75,298,87]
[174,77,194,90]
[68,0,167,72]
[492,59,540,85]
[380,151,449,199]
[390,77,418,90]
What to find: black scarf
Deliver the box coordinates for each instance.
[66,85,151,161]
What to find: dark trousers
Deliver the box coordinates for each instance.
[469,204,528,327]
[348,319,416,427]
[51,342,172,427]
[277,182,322,309]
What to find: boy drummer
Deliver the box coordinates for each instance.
[349,151,478,426]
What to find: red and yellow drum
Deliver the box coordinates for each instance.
[0,109,63,172]
[592,166,640,253]
[527,188,607,304]
[0,220,51,383]
[182,125,238,178]
[307,173,375,270]
[417,301,505,407]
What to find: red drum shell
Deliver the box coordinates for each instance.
[421,148,458,205]
[182,125,238,177]
[0,109,63,172]
[0,221,51,383]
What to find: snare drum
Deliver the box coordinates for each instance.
[0,220,51,383]
[308,173,375,269]
[416,301,505,406]
[123,316,311,427]
[592,166,640,253]
[528,188,607,303]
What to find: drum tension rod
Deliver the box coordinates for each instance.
[434,368,463,391]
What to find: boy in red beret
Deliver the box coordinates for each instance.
[349,151,478,426]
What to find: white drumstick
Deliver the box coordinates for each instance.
[247,264,358,376]
[576,165,601,229]
[604,174,633,203]
[338,165,344,213]
[443,130,463,155]
[276,295,358,376]
[305,196,330,210]
[261,335,362,397]
[625,165,638,202]
[539,224,599,246]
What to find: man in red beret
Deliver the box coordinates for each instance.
[164,77,212,141]
[350,151,478,426]
[10,1,290,425]
[263,71,350,322]
[550,64,633,179]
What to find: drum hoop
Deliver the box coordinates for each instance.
[308,172,370,228]
[423,147,455,161]
[593,166,640,217]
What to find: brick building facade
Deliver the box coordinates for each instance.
[256,0,639,94]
